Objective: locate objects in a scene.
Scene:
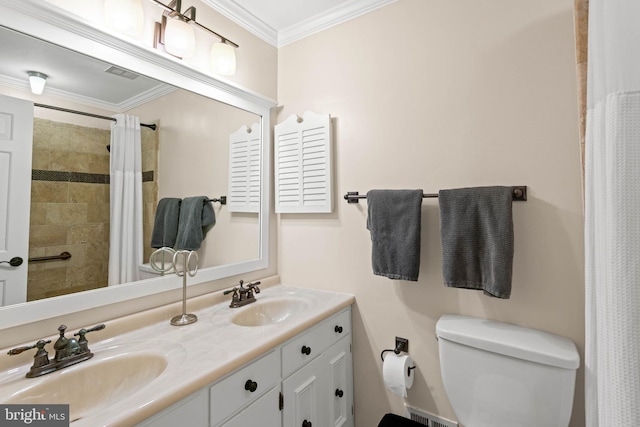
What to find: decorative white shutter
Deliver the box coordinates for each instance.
[228,122,261,213]
[275,111,332,213]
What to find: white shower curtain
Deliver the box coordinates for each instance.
[108,114,143,285]
[585,1,640,425]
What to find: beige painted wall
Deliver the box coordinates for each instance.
[276,1,585,426]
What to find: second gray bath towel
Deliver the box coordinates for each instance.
[175,196,216,250]
[439,186,514,298]
[367,189,423,281]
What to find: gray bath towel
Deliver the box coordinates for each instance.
[366,189,423,281]
[439,186,514,299]
[175,196,216,250]
[151,198,181,249]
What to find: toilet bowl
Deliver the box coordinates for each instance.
[436,314,579,427]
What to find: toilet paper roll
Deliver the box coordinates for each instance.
[383,353,414,397]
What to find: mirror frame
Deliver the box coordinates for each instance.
[0,0,275,329]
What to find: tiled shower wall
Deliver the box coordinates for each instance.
[28,118,158,301]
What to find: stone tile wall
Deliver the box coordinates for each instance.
[28,118,111,300]
[27,119,158,301]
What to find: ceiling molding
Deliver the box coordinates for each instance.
[278,0,397,47]
[202,0,396,48]
[201,0,279,46]
[0,74,175,113]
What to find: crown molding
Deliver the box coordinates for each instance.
[202,0,396,48]
[0,74,175,112]
[278,0,396,47]
[201,0,279,46]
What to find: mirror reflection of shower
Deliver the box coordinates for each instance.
[28,111,159,301]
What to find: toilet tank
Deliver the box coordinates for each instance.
[436,315,579,427]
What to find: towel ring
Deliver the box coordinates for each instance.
[173,250,198,277]
[149,247,177,274]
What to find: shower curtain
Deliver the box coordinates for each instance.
[108,114,143,285]
[585,1,640,424]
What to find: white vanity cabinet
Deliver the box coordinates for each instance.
[137,307,353,427]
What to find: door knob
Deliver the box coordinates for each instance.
[0,257,23,267]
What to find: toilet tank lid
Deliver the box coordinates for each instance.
[436,314,580,369]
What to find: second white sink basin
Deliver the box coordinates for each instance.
[231,297,313,327]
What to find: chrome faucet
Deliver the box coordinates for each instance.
[224,280,261,308]
[7,323,105,378]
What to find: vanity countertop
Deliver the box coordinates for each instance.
[0,283,354,426]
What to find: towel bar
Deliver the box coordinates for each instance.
[205,196,227,205]
[344,186,527,203]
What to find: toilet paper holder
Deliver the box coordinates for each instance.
[381,337,416,376]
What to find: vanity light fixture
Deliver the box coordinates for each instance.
[27,71,47,95]
[151,0,238,74]
[104,0,145,36]
[211,41,236,75]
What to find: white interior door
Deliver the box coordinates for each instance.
[0,94,33,306]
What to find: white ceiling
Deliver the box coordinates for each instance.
[203,0,396,47]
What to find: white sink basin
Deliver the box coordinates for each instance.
[5,352,166,422]
[231,297,313,327]
[1,338,187,424]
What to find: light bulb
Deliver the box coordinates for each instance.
[27,71,47,95]
[104,0,144,37]
[164,18,196,58]
[211,42,236,76]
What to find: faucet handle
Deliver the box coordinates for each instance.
[7,340,51,356]
[74,324,105,339]
[246,281,261,293]
[76,324,106,335]
[223,287,239,296]
[74,324,105,352]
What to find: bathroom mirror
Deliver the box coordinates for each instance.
[0,1,274,328]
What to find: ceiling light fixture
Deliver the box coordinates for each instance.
[151,0,239,71]
[27,71,47,95]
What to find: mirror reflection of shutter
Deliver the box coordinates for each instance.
[228,123,261,213]
[275,112,332,213]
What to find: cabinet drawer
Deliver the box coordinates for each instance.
[221,387,281,427]
[282,309,351,378]
[210,350,279,426]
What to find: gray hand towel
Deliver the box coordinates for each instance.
[175,196,216,250]
[366,189,423,281]
[151,198,181,249]
[439,186,514,298]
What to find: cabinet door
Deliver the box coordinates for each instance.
[282,355,328,427]
[326,336,353,427]
[221,387,281,427]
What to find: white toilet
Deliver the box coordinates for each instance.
[436,314,580,427]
